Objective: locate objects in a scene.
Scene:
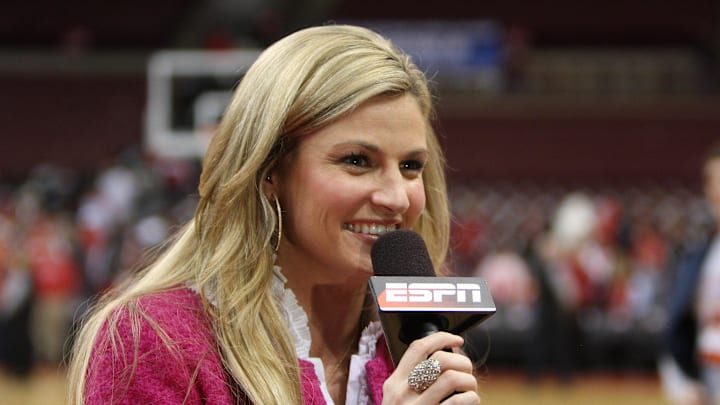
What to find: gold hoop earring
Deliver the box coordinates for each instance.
[273,195,282,252]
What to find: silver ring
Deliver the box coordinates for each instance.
[408,358,441,392]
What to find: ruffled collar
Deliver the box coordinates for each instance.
[270,264,312,357]
[271,265,383,405]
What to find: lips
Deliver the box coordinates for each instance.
[343,223,398,236]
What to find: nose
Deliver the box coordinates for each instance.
[370,169,410,214]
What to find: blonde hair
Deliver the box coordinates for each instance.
[68,24,449,404]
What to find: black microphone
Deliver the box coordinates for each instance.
[369,229,496,366]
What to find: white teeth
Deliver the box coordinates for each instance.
[344,223,397,235]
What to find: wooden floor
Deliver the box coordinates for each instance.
[479,372,669,405]
[0,367,668,405]
[1,367,67,405]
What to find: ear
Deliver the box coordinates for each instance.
[262,173,278,199]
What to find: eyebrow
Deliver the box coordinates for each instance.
[334,141,429,156]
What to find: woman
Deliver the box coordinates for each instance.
[68,24,480,404]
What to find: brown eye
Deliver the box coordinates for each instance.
[342,153,370,168]
[400,160,425,172]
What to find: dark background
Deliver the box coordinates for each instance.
[1,0,720,187]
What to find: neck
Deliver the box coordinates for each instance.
[290,280,367,355]
[278,254,369,353]
[283,270,369,404]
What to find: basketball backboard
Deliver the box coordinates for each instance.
[145,49,262,158]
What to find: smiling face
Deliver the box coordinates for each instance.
[269,94,428,285]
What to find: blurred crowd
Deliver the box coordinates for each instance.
[0,148,200,376]
[452,182,713,379]
[0,147,713,383]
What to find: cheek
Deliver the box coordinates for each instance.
[407,183,427,223]
[294,172,351,217]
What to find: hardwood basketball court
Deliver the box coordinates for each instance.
[0,367,668,405]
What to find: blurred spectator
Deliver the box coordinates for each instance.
[530,192,599,382]
[0,209,33,376]
[76,159,143,294]
[24,202,82,365]
[663,143,720,405]
[450,185,489,276]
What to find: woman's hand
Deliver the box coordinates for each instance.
[381,332,481,404]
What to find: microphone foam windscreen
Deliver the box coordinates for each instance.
[371,230,435,277]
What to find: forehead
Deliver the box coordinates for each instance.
[300,94,427,148]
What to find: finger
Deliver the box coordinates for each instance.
[396,332,464,373]
[423,369,478,402]
[439,390,481,405]
[429,350,473,374]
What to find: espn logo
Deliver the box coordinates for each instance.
[384,282,483,304]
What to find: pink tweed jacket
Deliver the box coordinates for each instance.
[84,288,394,404]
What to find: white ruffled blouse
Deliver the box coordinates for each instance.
[271,265,384,405]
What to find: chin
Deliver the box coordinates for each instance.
[359,265,374,277]
[349,261,374,280]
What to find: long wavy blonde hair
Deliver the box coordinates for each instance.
[67,24,450,404]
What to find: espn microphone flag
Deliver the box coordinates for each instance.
[373,280,495,311]
[369,230,496,365]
